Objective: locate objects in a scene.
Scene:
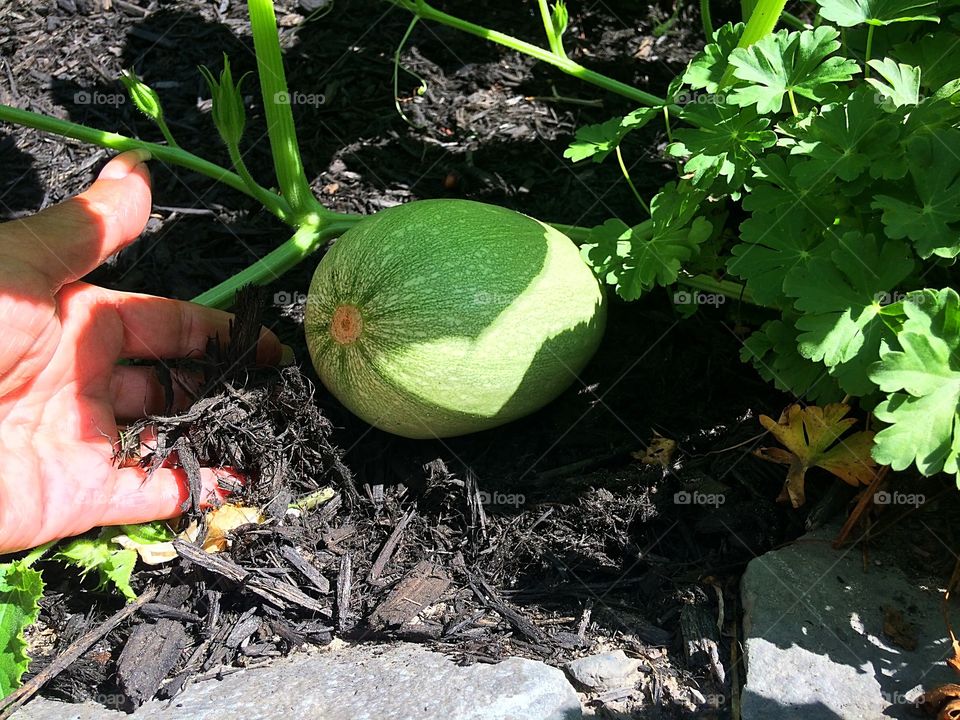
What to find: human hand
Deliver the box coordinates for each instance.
[0,150,283,554]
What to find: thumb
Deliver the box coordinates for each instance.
[1,149,153,290]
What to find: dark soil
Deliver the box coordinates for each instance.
[6,1,947,719]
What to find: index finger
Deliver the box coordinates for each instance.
[1,150,152,290]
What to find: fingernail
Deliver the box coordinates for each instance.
[98,148,152,180]
[280,344,295,366]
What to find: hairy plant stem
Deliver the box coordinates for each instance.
[247,0,317,218]
[0,103,293,222]
[701,0,715,40]
[191,219,354,309]
[536,0,563,55]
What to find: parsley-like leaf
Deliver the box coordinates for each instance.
[872,128,960,259]
[564,118,624,163]
[564,108,658,163]
[870,287,960,481]
[866,58,922,108]
[667,104,777,191]
[741,319,845,403]
[582,183,712,300]
[728,156,832,305]
[894,32,960,90]
[682,22,745,93]
[790,85,906,185]
[816,0,939,26]
[728,27,861,114]
[783,231,914,367]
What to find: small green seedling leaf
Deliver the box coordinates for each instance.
[816,0,939,26]
[866,58,921,108]
[0,560,43,697]
[55,528,139,602]
[872,128,960,259]
[870,288,960,481]
[727,27,861,114]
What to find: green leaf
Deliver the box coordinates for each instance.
[727,156,833,305]
[55,529,139,602]
[0,561,43,698]
[865,58,921,108]
[894,32,960,90]
[564,108,658,164]
[581,183,713,300]
[790,86,906,185]
[816,0,939,26]
[682,22,745,93]
[782,231,914,368]
[564,118,623,163]
[870,288,960,480]
[741,319,845,403]
[872,128,960,259]
[666,104,777,191]
[727,27,861,114]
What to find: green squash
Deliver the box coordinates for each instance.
[305,199,606,438]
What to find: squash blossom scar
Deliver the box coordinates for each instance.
[330,304,363,344]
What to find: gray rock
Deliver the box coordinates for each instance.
[13,642,582,720]
[741,525,955,720]
[565,650,643,691]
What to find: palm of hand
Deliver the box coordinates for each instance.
[0,152,280,554]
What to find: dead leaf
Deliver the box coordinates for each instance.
[632,434,677,468]
[112,504,263,565]
[754,403,877,507]
[919,684,960,717]
[200,505,263,552]
[883,607,918,651]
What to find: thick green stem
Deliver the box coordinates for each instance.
[191,219,359,309]
[738,0,788,47]
[720,0,788,86]
[226,144,291,221]
[247,0,316,217]
[0,103,293,221]
[678,273,754,305]
[701,0,715,40]
[864,25,875,75]
[537,0,563,55]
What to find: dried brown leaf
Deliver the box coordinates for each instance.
[755,403,877,507]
